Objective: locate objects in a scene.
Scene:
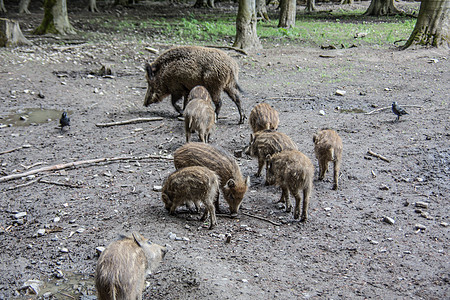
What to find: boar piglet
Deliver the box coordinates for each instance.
[266,150,314,221]
[186,85,213,107]
[184,98,215,143]
[244,130,298,179]
[144,46,245,124]
[162,166,219,229]
[249,103,279,133]
[95,232,167,300]
[313,129,343,190]
[174,142,250,217]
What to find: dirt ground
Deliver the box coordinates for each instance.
[1,1,449,299]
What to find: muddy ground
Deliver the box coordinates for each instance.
[0,1,449,299]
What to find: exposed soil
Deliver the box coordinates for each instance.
[1,1,449,299]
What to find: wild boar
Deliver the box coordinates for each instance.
[161,166,219,229]
[95,232,167,300]
[265,150,314,221]
[173,142,250,216]
[186,85,213,106]
[249,103,279,133]
[244,130,298,178]
[184,98,215,143]
[144,46,245,124]
[313,129,343,190]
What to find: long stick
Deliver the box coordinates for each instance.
[0,144,32,156]
[241,211,282,226]
[0,154,173,183]
[95,117,163,127]
[365,105,423,115]
[367,150,390,163]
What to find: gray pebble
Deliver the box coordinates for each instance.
[415,224,426,231]
[415,201,429,209]
[383,216,395,225]
[14,212,27,219]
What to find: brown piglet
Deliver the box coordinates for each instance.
[313,129,343,190]
[249,103,279,133]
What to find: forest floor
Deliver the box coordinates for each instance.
[0,1,449,299]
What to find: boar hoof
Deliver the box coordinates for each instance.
[332,184,338,190]
[285,206,292,213]
[300,216,307,222]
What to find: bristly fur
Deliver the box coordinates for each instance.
[249,103,279,133]
[313,129,343,190]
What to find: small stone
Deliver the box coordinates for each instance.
[335,89,346,96]
[415,201,429,209]
[20,115,28,121]
[36,229,46,236]
[14,212,27,219]
[153,185,163,192]
[420,211,433,220]
[168,232,177,240]
[225,233,232,243]
[20,279,44,295]
[318,110,325,116]
[324,207,331,211]
[384,87,392,91]
[368,238,378,245]
[234,149,243,158]
[379,184,390,191]
[403,250,412,254]
[95,246,105,256]
[415,224,426,231]
[60,247,69,253]
[54,269,64,279]
[383,216,395,225]
[53,217,60,223]
[182,237,190,242]
[241,279,248,283]
[440,222,448,227]
[76,228,86,234]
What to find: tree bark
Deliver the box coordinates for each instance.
[403,0,450,49]
[278,0,296,28]
[305,0,316,12]
[19,0,31,14]
[364,0,401,16]
[256,0,270,22]
[194,0,215,8]
[234,0,262,50]
[0,0,6,13]
[33,0,76,35]
[341,0,354,5]
[0,18,33,47]
[88,0,99,12]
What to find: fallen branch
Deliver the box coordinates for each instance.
[367,150,390,163]
[365,105,423,115]
[205,45,248,55]
[21,162,44,170]
[95,117,163,128]
[6,176,44,190]
[39,179,83,188]
[0,144,31,156]
[241,211,282,226]
[0,154,173,183]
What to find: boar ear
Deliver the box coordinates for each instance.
[132,232,145,247]
[313,134,317,143]
[245,176,250,186]
[145,63,155,79]
[265,154,272,161]
[250,133,254,143]
[225,179,236,189]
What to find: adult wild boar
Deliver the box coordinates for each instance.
[95,232,167,300]
[144,46,246,124]
[173,142,250,216]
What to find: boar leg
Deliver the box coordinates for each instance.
[256,158,265,177]
[171,92,184,115]
[300,187,311,222]
[204,202,217,229]
[281,186,292,213]
[333,159,341,190]
[184,119,191,143]
[318,160,328,180]
[293,189,302,220]
[224,87,245,124]
[214,192,221,213]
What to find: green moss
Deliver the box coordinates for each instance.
[32,0,58,35]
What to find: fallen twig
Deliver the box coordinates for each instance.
[117,123,165,142]
[267,96,307,101]
[0,144,31,156]
[6,176,44,190]
[0,154,173,183]
[241,211,282,226]
[21,162,44,170]
[95,117,163,127]
[367,150,390,163]
[205,45,248,55]
[365,105,423,115]
[39,179,83,188]
[158,136,174,148]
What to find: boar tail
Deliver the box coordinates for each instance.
[236,82,244,93]
[330,148,335,161]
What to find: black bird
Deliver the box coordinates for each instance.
[59,111,70,131]
[392,102,408,122]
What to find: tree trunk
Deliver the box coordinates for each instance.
[194,0,215,8]
[114,0,138,6]
[234,0,262,50]
[88,0,99,12]
[33,0,76,35]
[278,0,296,28]
[256,0,270,22]
[0,0,6,13]
[364,0,401,16]
[305,0,316,12]
[341,0,354,5]
[403,0,450,49]
[19,0,31,14]
[0,18,33,47]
